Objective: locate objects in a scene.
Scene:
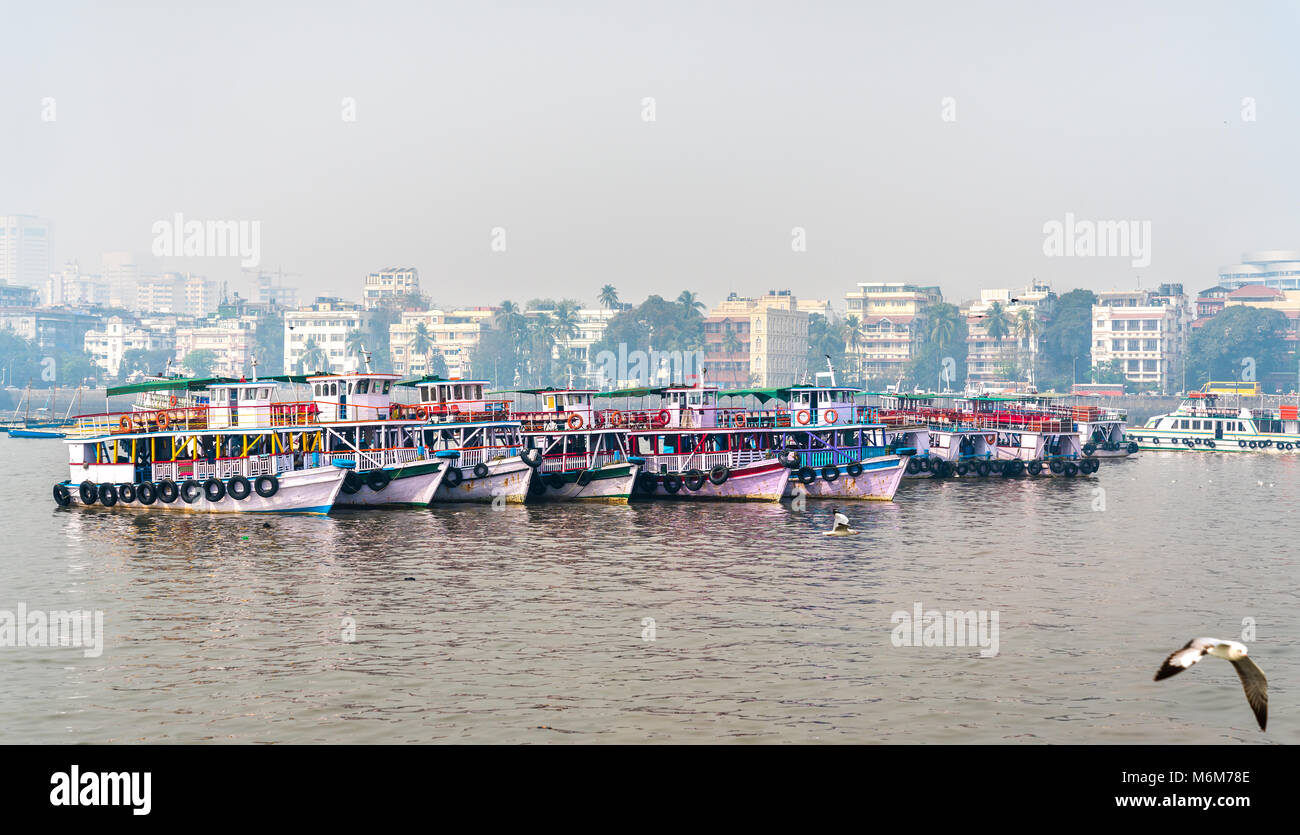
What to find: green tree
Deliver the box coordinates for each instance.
[118,347,173,382]
[1186,305,1290,389]
[1037,289,1096,391]
[599,284,620,310]
[905,303,967,391]
[984,301,1011,343]
[181,349,219,378]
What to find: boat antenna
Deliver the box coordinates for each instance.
[251,357,259,382]
[824,354,836,387]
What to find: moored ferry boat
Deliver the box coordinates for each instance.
[1130,383,1300,453]
[296,372,449,507]
[511,387,641,503]
[401,377,536,503]
[1026,394,1137,458]
[53,379,349,514]
[870,393,995,479]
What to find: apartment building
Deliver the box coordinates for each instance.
[843,282,942,383]
[389,307,496,378]
[83,316,176,377]
[964,280,1054,386]
[283,297,373,375]
[1090,284,1191,392]
[363,267,421,308]
[174,317,259,377]
[704,291,809,388]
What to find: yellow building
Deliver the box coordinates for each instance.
[704,291,809,387]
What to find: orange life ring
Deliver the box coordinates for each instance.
[416,405,430,420]
[169,395,178,407]
[797,410,811,425]
[567,413,583,430]
[118,415,130,432]
[732,412,746,428]
[156,411,169,431]
[654,409,671,428]
[608,410,623,428]
[824,409,838,424]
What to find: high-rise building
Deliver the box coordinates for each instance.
[1090,284,1190,392]
[45,261,109,308]
[843,282,942,384]
[283,297,373,374]
[363,267,420,309]
[0,215,53,288]
[101,251,140,310]
[249,269,299,310]
[704,291,809,388]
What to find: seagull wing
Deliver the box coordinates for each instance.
[1154,638,1216,680]
[1229,656,1268,731]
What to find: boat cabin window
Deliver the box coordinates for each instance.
[357,379,369,394]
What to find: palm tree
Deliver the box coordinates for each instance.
[344,329,366,367]
[408,321,434,377]
[721,330,743,355]
[677,290,706,317]
[984,301,1012,343]
[1014,308,1040,382]
[843,314,864,384]
[927,305,960,349]
[297,337,329,374]
[598,284,619,310]
[495,301,529,348]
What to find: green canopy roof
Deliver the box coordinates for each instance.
[396,375,450,388]
[717,387,788,403]
[106,377,234,397]
[489,386,564,396]
[593,386,669,398]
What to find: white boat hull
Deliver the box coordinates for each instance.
[784,455,907,501]
[335,459,447,508]
[434,456,532,503]
[528,462,639,503]
[58,466,347,514]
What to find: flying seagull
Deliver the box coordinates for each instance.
[1154,638,1268,730]
[825,507,858,536]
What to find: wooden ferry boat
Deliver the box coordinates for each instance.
[511,387,641,502]
[400,377,536,503]
[53,379,349,514]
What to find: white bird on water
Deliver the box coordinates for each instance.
[1154,638,1268,730]
[825,507,858,536]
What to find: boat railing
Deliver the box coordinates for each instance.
[66,401,448,438]
[538,450,623,473]
[644,450,735,473]
[407,401,512,424]
[150,453,292,482]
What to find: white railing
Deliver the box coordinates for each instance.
[645,451,734,473]
[538,450,622,473]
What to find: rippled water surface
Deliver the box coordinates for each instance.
[1,438,1296,743]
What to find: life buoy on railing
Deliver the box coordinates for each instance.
[169,395,178,407]
[156,411,169,431]
[823,409,838,424]
[415,405,430,420]
[608,410,623,428]
[797,410,811,425]
[567,413,584,430]
[118,415,130,432]
[654,409,670,428]
[732,412,746,428]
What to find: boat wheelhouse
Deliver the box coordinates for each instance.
[1131,384,1300,453]
[963,395,1096,476]
[511,387,641,503]
[403,377,535,503]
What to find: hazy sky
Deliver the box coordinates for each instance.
[5,1,1299,308]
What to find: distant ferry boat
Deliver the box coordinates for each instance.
[1131,383,1300,452]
